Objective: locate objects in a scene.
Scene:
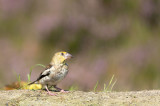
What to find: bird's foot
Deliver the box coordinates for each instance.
[45,85,57,96]
[60,89,69,93]
[47,91,57,96]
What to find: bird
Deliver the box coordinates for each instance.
[28,51,73,95]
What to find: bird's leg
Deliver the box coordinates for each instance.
[53,85,68,93]
[45,85,57,96]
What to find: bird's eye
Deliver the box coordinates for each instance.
[61,53,64,56]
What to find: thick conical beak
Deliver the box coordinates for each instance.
[65,53,73,59]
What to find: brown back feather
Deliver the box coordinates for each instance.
[28,64,52,85]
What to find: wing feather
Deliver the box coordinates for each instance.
[28,64,52,85]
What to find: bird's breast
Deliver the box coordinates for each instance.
[50,65,69,84]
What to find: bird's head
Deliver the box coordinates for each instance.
[50,51,73,65]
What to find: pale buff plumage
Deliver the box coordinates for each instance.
[29,51,73,95]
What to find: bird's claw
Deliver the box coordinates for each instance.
[60,90,69,93]
[47,92,57,96]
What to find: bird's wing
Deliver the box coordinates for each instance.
[28,64,53,85]
[45,64,52,70]
[36,64,53,81]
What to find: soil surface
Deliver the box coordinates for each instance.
[0,90,160,106]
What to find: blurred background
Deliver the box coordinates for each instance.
[0,0,160,91]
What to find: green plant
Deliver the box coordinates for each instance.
[93,75,117,92]
[27,64,45,82]
[15,74,21,89]
[69,85,78,91]
[103,75,117,92]
[93,81,99,92]
[17,74,21,83]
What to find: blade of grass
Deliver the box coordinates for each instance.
[28,64,45,82]
[69,85,78,91]
[106,75,114,91]
[18,74,21,82]
[93,81,99,92]
[27,74,31,82]
[30,64,46,72]
[18,74,21,89]
[110,79,117,91]
[13,71,19,81]
[103,83,106,91]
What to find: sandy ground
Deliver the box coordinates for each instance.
[0,90,160,106]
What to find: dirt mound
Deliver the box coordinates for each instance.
[0,90,160,105]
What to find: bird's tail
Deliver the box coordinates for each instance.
[28,80,38,85]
